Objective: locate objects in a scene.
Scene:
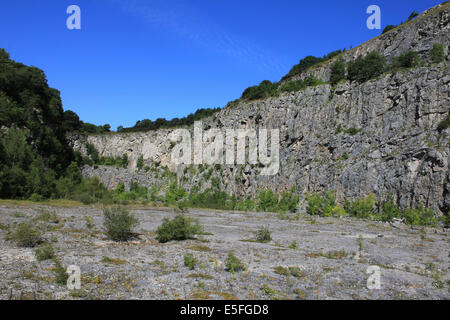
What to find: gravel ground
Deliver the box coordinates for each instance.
[0,204,448,300]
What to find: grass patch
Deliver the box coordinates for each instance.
[188,273,213,280]
[34,243,55,261]
[184,253,197,270]
[225,252,246,273]
[254,226,272,243]
[187,244,211,252]
[102,256,127,265]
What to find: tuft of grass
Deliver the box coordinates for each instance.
[289,240,298,249]
[102,256,127,265]
[254,226,272,243]
[35,243,55,261]
[225,252,246,273]
[273,266,302,278]
[187,244,211,252]
[53,258,68,286]
[188,273,213,280]
[184,253,197,270]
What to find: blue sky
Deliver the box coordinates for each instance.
[0,0,443,130]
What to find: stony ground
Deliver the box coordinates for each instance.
[0,203,448,300]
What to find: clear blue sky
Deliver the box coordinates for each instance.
[0,0,443,130]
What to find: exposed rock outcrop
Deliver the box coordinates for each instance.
[70,4,450,215]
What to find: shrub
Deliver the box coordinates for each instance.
[347,52,386,83]
[437,114,450,132]
[137,156,144,170]
[241,80,278,100]
[344,127,361,136]
[184,253,197,270]
[53,258,68,286]
[430,43,445,63]
[225,252,246,273]
[35,243,55,261]
[401,205,437,227]
[407,11,419,21]
[165,182,186,205]
[254,226,272,243]
[278,188,299,213]
[382,25,397,34]
[345,194,376,219]
[330,58,346,85]
[380,196,400,222]
[331,205,347,217]
[156,215,203,243]
[103,207,139,242]
[9,222,43,247]
[257,190,278,212]
[392,51,419,69]
[306,191,336,217]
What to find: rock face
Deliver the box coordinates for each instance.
[70,4,450,215]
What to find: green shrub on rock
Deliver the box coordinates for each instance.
[10,222,43,247]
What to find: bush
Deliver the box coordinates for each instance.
[437,114,450,132]
[392,51,419,69]
[347,52,386,83]
[430,43,445,63]
[401,205,437,227]
[137,156,144,170]
[184,253,197,270]
[407,11,419,21]
[254,226,272,243]
[225,252,246,273]
[278,188,299,213]
[53,258,68,286]
[10,222,43,247]
[345,194,376,219]
[35,243,55,261]
[380,196,400,222]
[103,207,139,242]
[306,191,336,217]
[382,25,397,34]
[156,215,203,243]
[241,80,278,101]
[330,58,346,85]
[257,190,278,212]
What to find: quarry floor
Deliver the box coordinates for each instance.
[0,204,449,300]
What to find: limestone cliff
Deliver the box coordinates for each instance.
[70,3,450,215]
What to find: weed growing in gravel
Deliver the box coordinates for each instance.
[289,240,298,249]
[184,253,197,270]
[9,222,43,247]
[35,211,60,223]
[274,266,302,278]
[102,256,127,265]
[225,252,246,273]
[84,215,94,230]
[254,226,272,243]
[156,215,203,243]
[53,258,68,286]
[103,207,139,242]
[34,243,55,261]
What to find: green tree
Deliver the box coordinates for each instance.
[347,52,385,83]
[330,58,346,85]
[430,43,445,63]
